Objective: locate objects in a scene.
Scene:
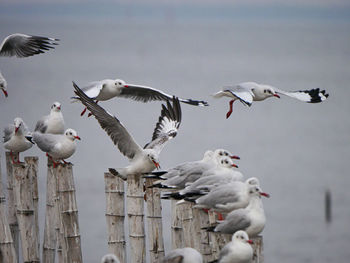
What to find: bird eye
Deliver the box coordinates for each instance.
[264,89,267,93]
[219,152,223,156]
[225,160,228,164]
[224,152,228,156]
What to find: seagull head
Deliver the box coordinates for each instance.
[14,117,23,134]
[65,128,81,141]
[233,230,253,245]
[0,79,8,98]
[263,86,280,99]
[51,102,62,112]
[218,156,238,169]
[248,185,270,198]
[213,149,240,163]
[114,79,126,89]
[146,152,160,169]
[101,253,120,263]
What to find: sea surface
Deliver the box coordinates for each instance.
[1,12,349,263]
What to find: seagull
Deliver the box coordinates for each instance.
[72,81,182,180]
[71,79,208,116]
[213,82,329,118]
[34,102,65,134]
[207,186,269,237]
[216,230,253,263]
[3,117,34,164]
[194,178,266,213]
[161,247,203,263]
[0,71,8,97]
[33,128,80,167]
[101,254,120,263]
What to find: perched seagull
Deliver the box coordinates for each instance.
[33,128,80,167]
[72,81,182,180]
[3,117,34,163]
[213,82,329,118]
[71,79,208,116]
[0,33,59,58]
[194,178,266,213]
[0,71,8,97]
[101,254,120,263]
[207,186,269,237]
[216,230,253,263]
[34,102,65,134]
[161,247,203,263]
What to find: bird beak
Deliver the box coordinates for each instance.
[247,240,254,244]
[260,192,270,198]
[57,106,61,110]
[273,93,280,98]
[231,164,238,168]
[15,127,19,134]
[124,85,129,88]
[152,160,160,169]
[230,155,240,160]
[1,88,8,97]
[74,136,81,140]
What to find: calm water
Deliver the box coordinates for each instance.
[1,14,350,263]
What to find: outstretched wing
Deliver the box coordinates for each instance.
[0,33,59,58]
[120,84,208,106]
[144,97,182,153]
[73,81,143,160]
[275,88,329,103]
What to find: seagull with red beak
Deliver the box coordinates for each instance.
[216,230,253,263]
[213,81,329,118]
[3,117,34,163]
[33,128,80,167]
[34,102,65,134]
[72,82,182,180]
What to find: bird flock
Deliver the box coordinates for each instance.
[1,32,329,263]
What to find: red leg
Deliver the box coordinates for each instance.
[203,208,209,213]
[80,107,87,116]
[217,212,224,221]
[226,99,235,119]
[62,159,72,165]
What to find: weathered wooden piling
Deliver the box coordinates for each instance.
[252,236,264,263]
[171,200,183,249]
[193,208,213,262]
[56,164,83,263]
[0,155,17,263]
[5,152,19,260]
[104,172,126,263]
[145,178,165,263]
[13,157,40,262]
[181,202,196,248]
[127,174,146,263]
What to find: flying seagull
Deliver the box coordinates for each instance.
[213,82,329,118]
[72,81,182,179]
[71,79,208,116]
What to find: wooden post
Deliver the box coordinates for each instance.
[42,160,58,263]
[104,172,126,263]
[171,200,183,249]
[56,164,83,263]
[13,159,40,262]
[5,152,19,260]
[252,236,264,263]
[127,174,145,263]
[145,178,165,263]
[193,208,213,262]
[181,202,195,248]
[0,154,17,263]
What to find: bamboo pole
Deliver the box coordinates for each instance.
[5,152,19,260]
[13,158,40,262]
[42,159,58,263]
[171,200,183,249]
[56,164,83,263]
[0,154,17,263]
[104,172,126,263]
[145,178,165,263]
[126,174,145,263]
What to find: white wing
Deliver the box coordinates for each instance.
[275,88,329,103]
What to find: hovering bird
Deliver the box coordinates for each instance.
[0,71,8,97]
[33,128,80,167]
[161,247,203,263]
[71,79,208,116]
[0,33,59,97]
[101,254,120,263]
[73,81,182,180]
[34,102,65,134]
[214,230,253,263]
[213,82,329,118]
[3,117,34,164]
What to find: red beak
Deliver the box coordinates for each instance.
[230,155,240,160]
[15,127,19,134]
[152,160,160,169]
[231,164,238,168]
[247,240,253,244]
[74,136,81,140]
[260,192,270,198]
[57,106,61,110]
[273,94,280,98]
[124,85,129,88]
[2,89,8,97]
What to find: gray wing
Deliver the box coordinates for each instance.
[32,132,59,152]
[73,81,143,159]
[226,84,254,106]
[144,97,181,153]
[0,33,59,58]
[3,124,14,143]
[275,87,329,103]
[120,84,208,106]
[218,243,232,262]
[215,210,251,234]
[34,115,48,133]
[162,252,183,263]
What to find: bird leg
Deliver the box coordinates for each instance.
[216,212,224,221]
[10,151,22,164]
[62,159,72,165]
[47,154,60,168]
[80,107,87,116]
[87,100,98,117]
[226,99,236,119]
[203,208,210,213]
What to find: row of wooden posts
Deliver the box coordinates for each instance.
[0,152,263,263]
